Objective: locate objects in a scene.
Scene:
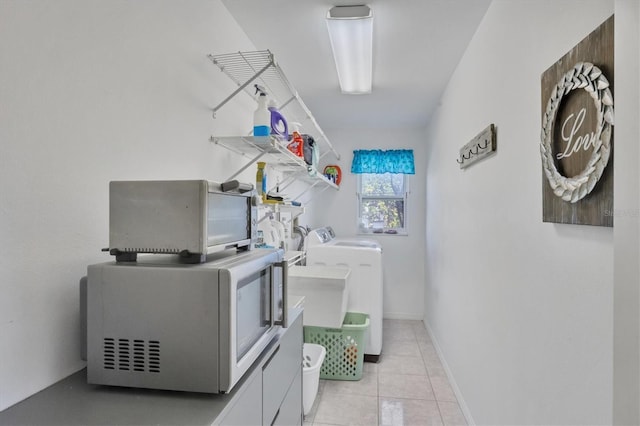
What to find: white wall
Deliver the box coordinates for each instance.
[0,0,260,411]
[307,127,427,320]
[613,1,640,424]
[424,1,615,424]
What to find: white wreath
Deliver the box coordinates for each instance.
[540,62,614,203]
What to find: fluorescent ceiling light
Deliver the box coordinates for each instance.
[326,5,373,94]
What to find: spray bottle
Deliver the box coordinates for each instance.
[253,85,270,137]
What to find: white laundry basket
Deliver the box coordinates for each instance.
[302,343,326,416]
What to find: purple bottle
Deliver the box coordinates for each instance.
[268,99,289,140]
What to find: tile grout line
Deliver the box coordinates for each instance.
[319,320,461,425]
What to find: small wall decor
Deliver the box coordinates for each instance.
[540,15,613,227]
[457,124,496,169]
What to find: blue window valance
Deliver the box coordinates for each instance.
[351,149,415,174]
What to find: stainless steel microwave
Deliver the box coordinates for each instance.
[86,248,287,394]
[109,180,257,263]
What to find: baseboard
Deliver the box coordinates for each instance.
[382,312,424,320]
[423,321,476,426]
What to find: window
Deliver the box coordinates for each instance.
[357,173,408,234]
[351,149,414,235]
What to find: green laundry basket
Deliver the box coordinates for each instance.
[303,312,369,381]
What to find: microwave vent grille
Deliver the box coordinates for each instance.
[103,338,160,373]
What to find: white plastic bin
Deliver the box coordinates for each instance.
[288,265,351,328]
[302,343,326,416]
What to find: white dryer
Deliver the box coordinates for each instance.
[304,227,383,361]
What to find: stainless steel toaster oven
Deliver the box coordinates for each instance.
[108,180,257,263]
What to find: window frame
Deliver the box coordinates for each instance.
[356,173,409,236]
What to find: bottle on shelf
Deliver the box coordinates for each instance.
[287,122,304,157]
[304,135,319,177]
[256,161,267,202]
[268,99,288,141]
[253,85,270,137]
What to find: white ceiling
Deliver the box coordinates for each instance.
[221,0,491,130]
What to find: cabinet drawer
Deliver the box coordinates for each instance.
[263,310,303,425]
[273,369,302,426]
[215,368,262,426]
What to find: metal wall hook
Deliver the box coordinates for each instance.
[456,124,497,169]
[456,146,481,164]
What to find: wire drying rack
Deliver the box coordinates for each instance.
[207,50,340,162]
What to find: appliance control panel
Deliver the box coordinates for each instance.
[304,227,334,248]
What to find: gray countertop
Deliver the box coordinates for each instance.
[0,308,302,426]
[1,369,233,425]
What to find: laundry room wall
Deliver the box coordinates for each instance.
[424,1,615,424]
[0,0,260,411]
[307,127,427,320]
[612,1,640,423]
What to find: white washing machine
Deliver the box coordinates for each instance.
[304,227,383,361]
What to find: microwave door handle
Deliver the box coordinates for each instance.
[269,265,275,328]
[273,261,288,328]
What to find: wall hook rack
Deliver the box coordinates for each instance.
[456,124,497,169]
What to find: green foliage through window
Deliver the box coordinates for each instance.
[358,173,407,232]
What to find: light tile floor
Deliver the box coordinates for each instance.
[304,319,467,426]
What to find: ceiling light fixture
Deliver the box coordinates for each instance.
[326,5,373,94]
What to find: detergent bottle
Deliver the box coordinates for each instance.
[256,162,267,201]
[268,99,288,140]
[287,122,304,157]
[253,85,270,137]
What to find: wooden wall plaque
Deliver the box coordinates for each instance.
[540,15,614,227]
[457,124,496,169]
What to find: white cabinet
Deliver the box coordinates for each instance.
[262,307,303,425]
[215,370,263,426]
[273,370,303,426]
[216,307,303,426]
